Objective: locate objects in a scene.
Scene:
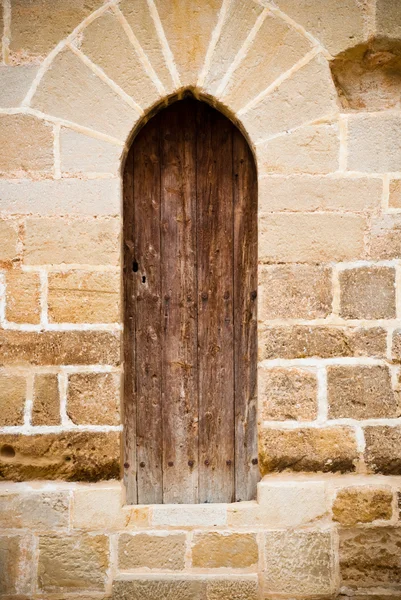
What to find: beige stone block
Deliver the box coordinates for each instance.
[48,271,120,323]
[339,267,396,320]
[0,491,69,529]
[259,367,317,421]
[206,578,258,600]
[154,0,221,86]
[60,129,121,174]
[260,326,386,360]
[0,534,34,596]
[242,55,338,143]
[333,486,393,526]
[256,481,327,527]
[348,114,401,173]
[222,15,311,112]
[32,374,60,426]
[259,426,358,474]
[72,486,127,530]
[0,374,26,426]
[0,65,38,107]
[0,330,120,366]
[258,124,340,174]
[192,533,258,569]
[32,49,139,141]
[0,219,19,263]
[260,213,365,263]
[119,533,186,570]
[264,530,334,595]
[258,265,332,320]
[0,179,121,216]
[38,534,109,591]
[389,179,401,209]
[113,578,207,600]
[364,426,401,475]
[67,372,120,426]
[6,269,41,324]
[0,114,53,174]
[340,527,401,587]
[152,504,227,527]
[0,431,120,481]
[275,0,367,55]
[24,217,120,265]
[369,215,401,260]
[259,175,382,212]
[377,0,401,38]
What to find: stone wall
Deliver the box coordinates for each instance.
[1,0,401,597]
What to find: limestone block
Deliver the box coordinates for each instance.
[389,179,401,209]
[32,374,60,426]
[339,267,396,320]
[264,530,334,595]
[192,533,258,569]
[67,372,120,426]
[60,129,121,174]
[0,114,53,174]
[260,213,365,263]
[259,367,317,421]
[48,271,120,323]
[258,124,340,174]
[260,326,386,360]
[31,49,139,141]
[259,427,358,474]
[0,65,38,107]
[81,11,161,110]
[241,55,338,143]
[0,534,34,596]
[6,269,41,324]
[376,0,401,38]
[222,15,311,112]
[333,486,393,526]
[118,533,186,570]
[0,330,120,366]
[364,426,401,475]
[23,217,120,265]
[72,486,128,530]
[206,578,258,600]
[328,366,399,420]
[0,491,69,529]
[257,481,327,527]
[113,578,206,600]
[38,534,109,591]
[151,504,227,527]
[392,329,401,362]
[0,431,120,481]
[259,175,382,212]
[258,265,332,320]
[0,219,19,263]
[275,0,367,55]
[0,374,26,426]
[348,114,401,173]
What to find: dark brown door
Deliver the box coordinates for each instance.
[123,99,258,504]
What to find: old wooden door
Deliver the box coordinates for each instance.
[124,99,258,504]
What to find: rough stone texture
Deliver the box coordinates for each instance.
[118,533,186,570]
[24,217,120,265]
[5,269,41,324]
[60,128,121,174]
[332,486,393,526]
[0,114,53,174]
[0,330,120,366]
[389,179,401,209]
[48,271,120,323]
[192,533,258,569]
[348,114,401,173]
[0,220,19,264]
[0,65,39,107]
[260,326,386,360]
[206,578,258,600]
[38,534,109,592]
[392,330,401,363]
[339,267,396,320]
[327,365,400,420]
[67,372,120,426]
[376,0,401,38]
[259,427,358,474]
[275,0,367,55]
[369,215,401,260]
[259,175,382,212]
[113,578,207,600]
[0,534,33,596]
[258,124,340,175]
[340,527,401,588]
[0,374,26,426]
[32,374,60,426]
[259,367,317,421]
[364,426,401,475]
[258,265,332,320]
[0,431,120,481]
[0,491,69,529]
[264,530,334,595]
[242,55,338,143]
[31,49,139,141]
[260,213,365,263]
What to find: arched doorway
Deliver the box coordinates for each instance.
[123,98,258,504]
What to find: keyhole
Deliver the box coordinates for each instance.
[132,261,138,272]
[142,275,146,283]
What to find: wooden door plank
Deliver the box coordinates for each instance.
[233,129,259,501]
[197,103,235,503]
[160,100,199,503]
